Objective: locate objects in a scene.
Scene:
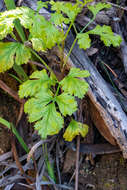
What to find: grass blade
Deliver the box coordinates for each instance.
[0,117,29,153]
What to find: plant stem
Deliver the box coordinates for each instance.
[73,23,78,35]
[13,63,28,81]
[64,21,74,41]
[80,16,95,33]
[30,48,57,80]
[63,16,96,68]
[55,84,60,97]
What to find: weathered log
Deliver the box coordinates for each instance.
[65,33,127,158]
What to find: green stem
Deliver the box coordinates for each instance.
[30,48,57,80]
[55,84,60,97]
[80,16,95,33]
[63,16,96,68]
[73,23,78,35]
[13,63,28,81]
[63,37,77,68]
[64,21,74,41]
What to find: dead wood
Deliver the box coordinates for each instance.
[65,32,127,158]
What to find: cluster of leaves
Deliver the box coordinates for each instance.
[0,1,122,73]
[0,0,122,140]
[19,68,89,140]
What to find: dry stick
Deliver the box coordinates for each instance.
[103,62,117,78]
[16,103,24,126]
[0,80,25,104]
[11,132,32,185]
[107,2,127,11]
[75,135,80,190]
[28,60,47,70]
[75,101,83,190]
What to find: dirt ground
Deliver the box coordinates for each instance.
[0,88,127,190]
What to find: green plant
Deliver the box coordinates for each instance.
[0,117,29,153]
[0,0,122,141]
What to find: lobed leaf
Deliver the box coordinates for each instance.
[37,1,48,12]
[31,38,46,52]
[0,42,31,73]
[30,14,63,51]
[19,70,55,98]
[50,0,82,21]
[77,33,91,50]
[60,68,90,98]
[0,7,34,39]
[63,119,88,141]
[88,25,122,47]
[88,2,111,17]
[56,92,77,116]
[50,12,70,26]
[34,103,64,139]
[24,88,53,122]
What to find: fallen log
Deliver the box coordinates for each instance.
[65,32,127,158]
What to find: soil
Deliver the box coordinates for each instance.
[0,88,127,190]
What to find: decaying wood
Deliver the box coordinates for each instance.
[113,21,127,74]
[65,33,127,158]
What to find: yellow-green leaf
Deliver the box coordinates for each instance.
[88,25,122,47]
[77,33,91,50]
[50,0,82,20]
[24,88,53,122]
[19,70,55,98]
[0,7,34,39]
[30,14,63,50]
[56,92,77,116]
[63,119,88,141]
[88,3,111,17]
[60,68,90,98]
[34,103,64,139]
[0,42,31,73]
[31,38,46,52]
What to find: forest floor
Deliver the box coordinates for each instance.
[0,0,127,190]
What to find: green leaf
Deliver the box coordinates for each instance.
[34,103,64,139]
[24,88,53,122]
[31,38,46,52]
[56,93,77,116]
[37,1,48,12]
[77,33,91,50]
[50,12,70,26]
[30,14,63,50]
[63,119,88,141]
[67,68,90,78]
[0,7,34,39]
[20,78,64,138]
[50,0,82,20]
[88,25,122,47]
[0,42,31,72]
[60,68,90,98]
[19,70,55,98]
[88,3,111,17]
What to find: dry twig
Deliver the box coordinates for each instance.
[0,80,25,104]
